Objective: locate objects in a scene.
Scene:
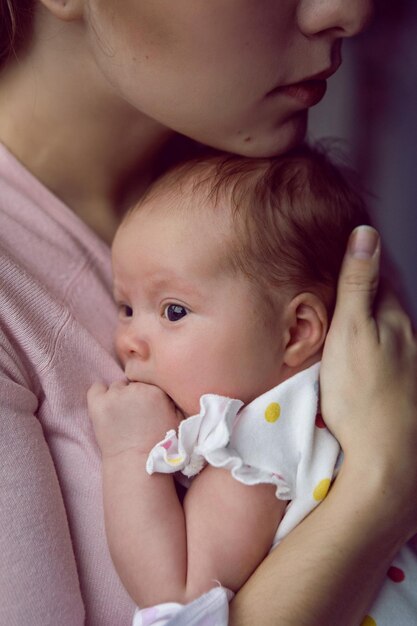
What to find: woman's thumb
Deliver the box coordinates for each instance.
[333,226,381,322]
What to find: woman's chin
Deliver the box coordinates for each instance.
[225,112,308,158]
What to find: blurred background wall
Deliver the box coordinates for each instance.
[309,0,417,322]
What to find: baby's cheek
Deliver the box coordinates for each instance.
[177,393,202,419]
[114,331,125,366]
[169,382,206,418]
[164,355,227,416]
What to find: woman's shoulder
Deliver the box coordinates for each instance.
[0,245,120,389]
[0,143,121,391]
[0,148,119,392]
[0,142,112,289]
[0,142,114,323]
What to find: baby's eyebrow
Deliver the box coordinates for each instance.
[147,275,202,298]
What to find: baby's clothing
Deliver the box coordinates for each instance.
[137,363,417,626]
[133,587,233,626]
[147,363,339,546]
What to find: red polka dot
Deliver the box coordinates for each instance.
[387,566,405,583]
[162,440,172,450]
[315,412,326,429]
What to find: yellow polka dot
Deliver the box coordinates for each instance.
[360,616,377,626]
[264,402,281,423]
[167,456,184,466]
[313,478,331,501]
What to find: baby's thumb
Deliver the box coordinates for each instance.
[333,226,380,324]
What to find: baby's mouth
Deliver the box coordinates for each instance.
[125,372,187,418]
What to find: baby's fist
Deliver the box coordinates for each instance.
[87,380,182,458]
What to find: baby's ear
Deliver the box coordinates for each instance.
[282,292,328,368]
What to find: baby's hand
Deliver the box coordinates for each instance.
[87,380,182,459]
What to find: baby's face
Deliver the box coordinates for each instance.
[112,200,288,416]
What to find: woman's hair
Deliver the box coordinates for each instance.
[134,143,372,315]
[0,0,33,68]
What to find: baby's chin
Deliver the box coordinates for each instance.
[170,399,187,418]
[170,396,203,419]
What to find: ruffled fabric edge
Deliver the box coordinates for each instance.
[205,446,291,500]
[146,394,291,500]
[146,395,243,477]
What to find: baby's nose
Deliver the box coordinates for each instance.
[117,329,150,362]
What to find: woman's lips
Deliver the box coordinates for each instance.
[269,79,328,108]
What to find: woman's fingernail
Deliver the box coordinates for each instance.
[349,226,379,259]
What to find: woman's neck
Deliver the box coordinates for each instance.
[0,13,174,243]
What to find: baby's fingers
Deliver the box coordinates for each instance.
[87,382,109,401]
[88,379,128,399]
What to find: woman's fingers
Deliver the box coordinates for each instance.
[320,224,417,538]
[332,226,380,326]
[376,287,415,339]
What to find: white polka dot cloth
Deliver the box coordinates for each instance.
[138,362,417,626]
[147,362,338,545]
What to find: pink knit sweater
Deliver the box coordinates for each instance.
[0,143,135,624]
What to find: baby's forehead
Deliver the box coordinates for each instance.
[139,163,231,214]
[126,168,239,240]
[114,180,236,259]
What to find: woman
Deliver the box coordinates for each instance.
[0,2,416,625]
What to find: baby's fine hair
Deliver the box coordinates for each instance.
[137,143,372,314]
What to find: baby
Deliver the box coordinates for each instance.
[88,145,416,626]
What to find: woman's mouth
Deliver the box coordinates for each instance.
[269,79,328,108]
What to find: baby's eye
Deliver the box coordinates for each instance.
[163,304,188,322]
[118,304,133,318]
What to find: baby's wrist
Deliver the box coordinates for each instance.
[100,443,150,463]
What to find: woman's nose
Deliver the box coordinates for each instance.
[297,0,374,38]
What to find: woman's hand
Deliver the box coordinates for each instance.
[87,380,182,459]
[321,226,417,539]
[231,228,417,626]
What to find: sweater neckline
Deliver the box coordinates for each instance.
[0,142,110,261]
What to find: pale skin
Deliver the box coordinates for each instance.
[2,0,417,624]
[0,0,373,241]
[88,196,329,605]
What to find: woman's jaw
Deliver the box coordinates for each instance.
[83,1,352,158]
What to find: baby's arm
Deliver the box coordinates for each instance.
[88,380,186,605]
[183,465,286,597]
[88,380,285,607]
